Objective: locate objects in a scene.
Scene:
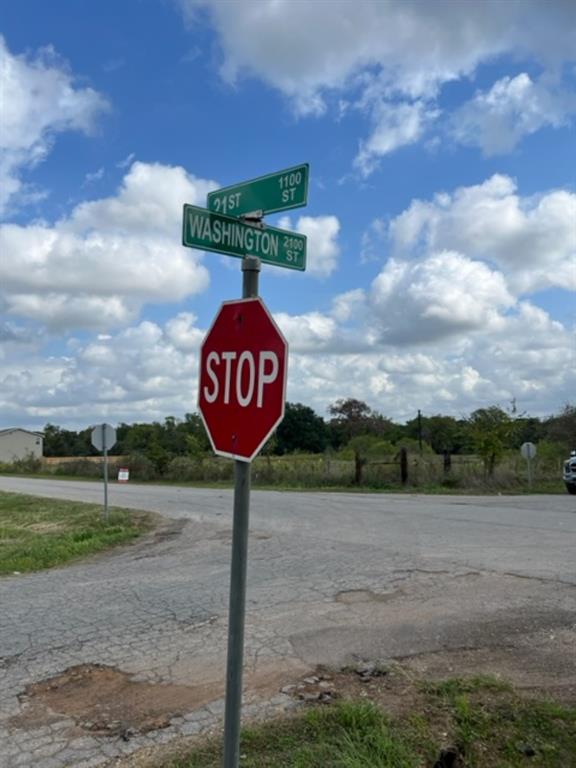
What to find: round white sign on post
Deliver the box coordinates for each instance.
[91,423,117,453]
[520,442,537,460]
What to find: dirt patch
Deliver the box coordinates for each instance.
[399,640,576,705]
[336,588,398,604]
[323,643,576,707]
[280,663,417,714]
[11,664,222,738]
[209,529,272,543]
[103,652,576,768]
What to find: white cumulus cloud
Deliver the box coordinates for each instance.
[387,175,576,294]
[1,292,573,429]
[451,73,576,155]
[370,252,514,344]
[274,311,338,353]
[0,162,214,330]
[182,0,576,107]
[181,0,576,169]
[355,100,440,176]
[277,214,340,277]
[0,36,109,215]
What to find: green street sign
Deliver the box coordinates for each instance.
[207,163,309,218]
[182,204,306,271]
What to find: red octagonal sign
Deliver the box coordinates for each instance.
[198,298,288,462]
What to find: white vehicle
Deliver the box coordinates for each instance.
[563,450,576,495]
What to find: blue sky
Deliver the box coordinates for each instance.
[1,0,575,431]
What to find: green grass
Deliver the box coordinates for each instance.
[164,677,576,768]
[169,701,430,768]
[420,677,576,767]
[0,491,154,574]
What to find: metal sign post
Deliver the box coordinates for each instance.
[196,263,287,768]
[103,429,109,522]
[520,442,537,489]
[91,424,117,522]
[186,166,306,768]
[222,256,260,768]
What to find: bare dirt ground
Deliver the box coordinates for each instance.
[94,639,576,768]
[11,664,218,738]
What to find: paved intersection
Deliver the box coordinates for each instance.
[1,478,575,767]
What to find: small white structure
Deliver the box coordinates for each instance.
[0,428,44,463]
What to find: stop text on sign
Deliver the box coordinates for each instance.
[203,350,279,408]
[198,297,288,462]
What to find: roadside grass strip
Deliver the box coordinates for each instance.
[0,491,153,574]
[169,677,576,768]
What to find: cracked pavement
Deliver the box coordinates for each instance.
[1,477,575,767]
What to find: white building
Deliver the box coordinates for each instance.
[0,428,44,463]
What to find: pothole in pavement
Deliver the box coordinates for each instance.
[335,588,398,604]
[11,664,221,738]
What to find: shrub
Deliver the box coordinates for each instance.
[53,459,102,478]
[0,453,43,474]
[200,457,234,483]
[165,456,202,482]
[124,453,159,481]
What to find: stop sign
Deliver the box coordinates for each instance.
[198,297,288,462]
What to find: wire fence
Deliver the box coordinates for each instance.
[0,450,563,492]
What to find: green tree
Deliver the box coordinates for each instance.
[394,437,434,455]
[543,404,576,451]
[512,416,545,448]
[43,424,86,456]
[404,414,467,454]
[276,402,328,454]
[180,413,210,456]
[467,406,517,477]
[327,398,395,447]
[347,435,392,484]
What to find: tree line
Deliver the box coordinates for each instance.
[42,400,575,477]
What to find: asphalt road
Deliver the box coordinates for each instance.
[1,477,575,767]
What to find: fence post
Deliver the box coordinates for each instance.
[400,448,408,486]
[443,451,451,475]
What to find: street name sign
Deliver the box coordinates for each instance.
[182,204,306,270]
[207,163,309,218]
[198,298,288,462]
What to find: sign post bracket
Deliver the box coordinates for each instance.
[239,211,264,228]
